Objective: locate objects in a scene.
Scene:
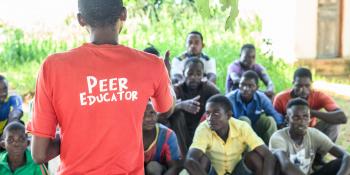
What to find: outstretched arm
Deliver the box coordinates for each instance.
[310,109,347,124]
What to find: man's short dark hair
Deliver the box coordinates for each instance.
[293,67,312,81]
[207,95,233,113]
[78,0,124,27]
[184,58,204,71]
[241,70,259,85]
[287,97,309,109]
[188,31,203,42]
[143,46,160,56]
[240,44,255,54]
[2,121,25,139]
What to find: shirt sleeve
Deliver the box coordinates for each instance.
[28,59,58,139]
[241,121,265,150]
[311,128,335,155]
[171,57,183,76]
[190,123,211,153]
[164,131,182,163]
[257,65,274,92]
[273,92,287,116]
[151,59,174,113]
[269,131,288,152]
[317,92,339,111]
[261,93,284,125]
[9,95,23,112]
[204,59,216,75]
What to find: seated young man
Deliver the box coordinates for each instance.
[143,46,171,78]
[171,31,216,84]
[273,67,347,142]
[143,101,182,175]
[169,58,220,153]
[225,44,274,98]
[269,98,350,175]
[0,75,23,136]
[226,71,283,144]
[0,122,43,174]
[183,94,276,175]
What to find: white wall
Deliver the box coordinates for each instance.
[294,0,318,59]
[343,0,350,57]
[260,0,297,62]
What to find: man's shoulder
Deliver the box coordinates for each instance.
[7,95,22,105]
[226,89,239,97]
[271,127,288,140]
[196,121,211,132]
[158,123,175,134]
[202,81,219,91]
[310,89,332,99]
[275,89,292,100]
[200,53,211,61]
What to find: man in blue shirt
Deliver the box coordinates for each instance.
[0,75,23,136]
[226,71,283,144]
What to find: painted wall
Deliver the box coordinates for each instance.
[294,0,318,59]
[343,0,350,57]
[260,0,296,62]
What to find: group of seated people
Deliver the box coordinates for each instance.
[141,31,350,175]
[0,30,349,175]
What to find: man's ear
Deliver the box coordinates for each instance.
[77,13,87,27]
[0,140,5,149]
[119,7,127,21]
[202,43,205,48]
[226,111,233,119]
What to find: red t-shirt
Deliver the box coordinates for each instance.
[273,89,338,126]
[28,43,173,175]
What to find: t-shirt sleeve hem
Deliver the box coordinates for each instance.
[28,130,55,139]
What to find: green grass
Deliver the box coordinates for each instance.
[333,97,350,152]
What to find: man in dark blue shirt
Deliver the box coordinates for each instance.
[226,71,283,144]
[0,75,23,136]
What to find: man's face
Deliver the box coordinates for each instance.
[143,103,158,131]
[0,80,8,104]
[293,77,311,99]
[240,49,256,69]
[239,77,257,101]
[186,34,203,56]
[184,63,204,90]
[3,130,27,157]
[287,105,310,136]
[206,102,230,132]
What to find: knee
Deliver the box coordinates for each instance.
[239,116,252,125]
[145,161,164,175]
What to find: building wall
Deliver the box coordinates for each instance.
[294,0,318,59]
[260,0,296,62]
[343,0,350,57]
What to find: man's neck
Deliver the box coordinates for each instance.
[240,95,253,104]
[288,128,304,145]
[216,124,230,143]
[8,153,26,172]
[90,27,118,45]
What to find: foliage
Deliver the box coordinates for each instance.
[0,1,292,96]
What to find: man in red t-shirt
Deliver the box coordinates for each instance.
[27,0,175,174]
[273,67,347,142]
